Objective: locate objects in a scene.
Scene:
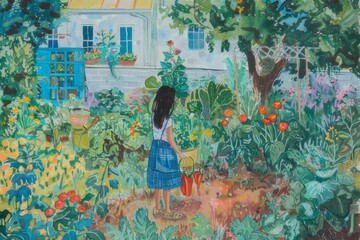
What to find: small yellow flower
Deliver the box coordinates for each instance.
[33,119,40,123]
[189,134,197,141]
[23,96,30,103]
[204,128,212,137]
[193,130,198,134]
[1,139,10,147]
[9,117,16,123]
[17,99,23,103]
[29,106,38,111]
[12,107,19,114]
[29,115,34,119]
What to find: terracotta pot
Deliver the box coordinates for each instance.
[119,59,136,66]
[60,135,69,142]
[45,134,52,142]
[85,57,100,65]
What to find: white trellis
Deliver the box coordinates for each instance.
[233,45,312,122]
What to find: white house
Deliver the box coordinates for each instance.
[36,0,231,103]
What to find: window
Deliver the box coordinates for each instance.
[188,27,205,50]
[48,29,58,48]
[120,26,133,55]
[83,25,94,52]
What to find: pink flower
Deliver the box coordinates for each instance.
[349,99,356,106]
[348,85,357,93]
[337,102,346,110]
[166,40,174,46]
[174,48,181,55]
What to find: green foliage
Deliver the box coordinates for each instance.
[95,29,119,77]
[91,88,126,115]
[162,0,360,75]
[230,215,276,240]
[191,213,214,240]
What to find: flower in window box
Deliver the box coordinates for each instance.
[118,53,137,65]
[84,49,101,64]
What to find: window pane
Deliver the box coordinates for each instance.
[120,27,126,40]
[189,40,194,49]
[120,42,127,55]
[127,27,132,40]
[127,41,132,54]
[88,26,93,39]
[83,26,88,39]
[188,32,193,40]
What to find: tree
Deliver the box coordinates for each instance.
[0,0,68,105]
[161,0,359,101]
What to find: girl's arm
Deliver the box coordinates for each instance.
[166,126,187,159]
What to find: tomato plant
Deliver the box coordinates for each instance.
[268,113,277,122]
[278,122,288,131]
[221,119,229,127]
[238,113,248,123]
[272,101,282,109]
[263,118,271,125]
[223,109,233,118]
[258,106,267,115]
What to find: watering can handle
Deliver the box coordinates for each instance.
[83,116,100,133]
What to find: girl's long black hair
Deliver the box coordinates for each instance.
[152,86,176,129]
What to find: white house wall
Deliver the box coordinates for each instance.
[156,16,236,70]
[55,13,146,66]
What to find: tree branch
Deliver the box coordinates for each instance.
[193,0,212,29]
[332,48,359,68]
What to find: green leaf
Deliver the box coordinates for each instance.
[133,208,158,240]
[242,125,253,133]
[163,52,173,61]
[82,193,95,202]
[86,230,106,240]
[207,81,217,107]
[86,174,98,188]
[336,174,353,186]
[145,76,161,89]
[270,141,285,166]
[187,100,202,114]
[304,181,339,204]
[297,201,319,220]
[160,61,172,70]
[191,213,214,239]
[230,215,258,236]
[159,225,178,240]
[281,195,297,210]
[292,167,314,184]
[286,149,302,162]
[95,202,109,219]
[315,168,338,179]
[215,89,233,106]
[118,217,135,240]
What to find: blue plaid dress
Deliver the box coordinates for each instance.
[147,118,182,190]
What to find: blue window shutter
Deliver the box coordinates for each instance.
[120,42,126,55]
[128,42,132,54]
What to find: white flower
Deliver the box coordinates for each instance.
[189,113,195,118]
[45,118,51,124]
[54,118,61,125]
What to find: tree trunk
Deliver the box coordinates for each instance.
[245,49,288,102]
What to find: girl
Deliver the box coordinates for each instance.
[147,86,186,220]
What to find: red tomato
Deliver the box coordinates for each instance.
[70,195,81,203]
[272,101,282,109]
[258,106,267,115]
[263,118,271,125]
[278,122,288,131]
[45,207,55,217]
[58,192,68,201]
[223,110,233,118]
[238,114,248,123]
[268,113,277,122]
[221,119,229,127]
[67,190,76,196]
[55,200,65,209]
[77,206,87,213]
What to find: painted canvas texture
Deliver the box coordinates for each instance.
[0,0,360,239]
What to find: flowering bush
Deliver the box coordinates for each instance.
[158,40,189,98]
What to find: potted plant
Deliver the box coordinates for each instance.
[84,48,101,65]
[42,124,53,142]
[118,53,137,65]
[59,122,72,142]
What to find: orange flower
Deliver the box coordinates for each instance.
[278,122,288,131]
[129,112,133,117]
[130,126,135,131]
[268,113,277,122]
[136,107,142,112]
[131,131,137,137]
[238,114,247,123]
[272,101,282,109]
